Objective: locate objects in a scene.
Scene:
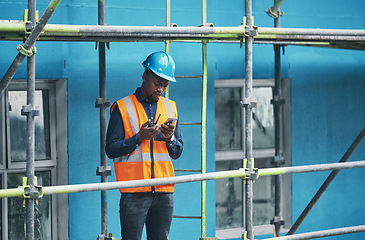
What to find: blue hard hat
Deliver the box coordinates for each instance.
[142,51,176,82]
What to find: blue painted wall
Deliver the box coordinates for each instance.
[0,0,365,239]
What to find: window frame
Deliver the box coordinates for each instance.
[3,168,57,240]
[0,79,68,240]
[5,80,57,170]
[215,79,277,160]
[215,78,291,238]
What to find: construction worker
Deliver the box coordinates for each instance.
[105,51,183,240]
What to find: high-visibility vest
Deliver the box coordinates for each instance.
[113,94,178,193]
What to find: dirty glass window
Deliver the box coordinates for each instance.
[252,159,275,225]
[7,171,52,240]
[216,159,243,229]
[0,80,65,240]
[215,79,277,235]
[216,159,275,227]
[215,87,242,151]
[252,87,275,149]
[8,90,51,162]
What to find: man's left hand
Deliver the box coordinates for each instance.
[160,122,175,141]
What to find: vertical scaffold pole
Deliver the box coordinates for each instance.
[273,2,284,237]
[201,0,208,238]
[165,0,171,99]
[244,0,254,239]
[25,1,36,239]
[96,0,111,238]
[201,41,208,238]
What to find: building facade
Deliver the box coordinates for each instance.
[0,0,364,239]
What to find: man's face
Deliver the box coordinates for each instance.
[142,71,169,102]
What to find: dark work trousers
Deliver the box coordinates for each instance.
[119,192,174,240]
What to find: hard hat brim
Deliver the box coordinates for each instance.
[149,68,176,82]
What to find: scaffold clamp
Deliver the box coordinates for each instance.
[197,23,214,27]
[21,104,40,117]
[23,9,41,34]
[246,28,258,37]
[17,44,36,57]
[95,98,111,108]
[270,215,285,226]
[240,98,257,109]
[241,231,247,240]
[242,17,258,37]
[243,158,259,181]
[96,166,112,176]
[271,96,285,105]
[20,177,43,207]
[97,233,118,240]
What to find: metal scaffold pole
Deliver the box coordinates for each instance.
[244,0,255,239]
[96,0,111,239]
[264,225,365,240]
[1,21,365,46]
[272,0,285,236]
[164,0,171,99]
[1,160,365,199]
[201,0,208,238]
[25,1,37,239]
[0,160,364,239]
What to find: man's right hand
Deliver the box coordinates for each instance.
[136,120,160,142]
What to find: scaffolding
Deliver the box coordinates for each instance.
[0,0,365,240]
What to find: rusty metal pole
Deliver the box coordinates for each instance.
[25,1,37,239]
[244,0,255,239]
[96,0,111,239]
[272,1,285,236]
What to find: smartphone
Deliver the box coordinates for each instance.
[164,117,177,124]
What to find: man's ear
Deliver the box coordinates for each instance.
[142,72,147,83]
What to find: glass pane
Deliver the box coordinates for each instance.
[252,87,275,149]
[216,160,243,229]
[253,159,275,225]
[8,90,51,162]
[215,88,242,151]
[7,171,52,240]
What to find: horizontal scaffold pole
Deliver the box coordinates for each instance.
[1,21,365,43]
[0,160,364,199]
[263,225,365,240]
[258,160,365,176]
[258,27,365,36]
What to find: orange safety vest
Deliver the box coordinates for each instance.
[113,94,178,193]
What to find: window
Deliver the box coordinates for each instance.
[215,79,291,238]
[7,89,54,167]
[0,79,68,240]
[7,171,52,239]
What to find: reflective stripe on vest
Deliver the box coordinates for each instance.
[113,94,177,193]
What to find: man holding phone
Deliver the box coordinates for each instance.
[105,51,183,240]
